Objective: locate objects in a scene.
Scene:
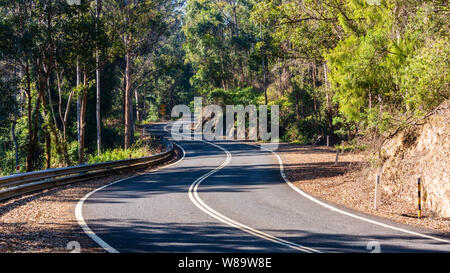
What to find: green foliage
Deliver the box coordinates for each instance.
[1,0,449,177]
[400,38,450,115]
[323,0,449,135]
[335,141,367,152]
[207,87,261,106]
[283,117,317,144]
[87,147,152,164]
[67,141,79,164]
[183,0,260,94]
[0,0,181,174]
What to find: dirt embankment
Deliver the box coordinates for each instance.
[279,144,449,233]
[278,102,450,233]
[380,101,450,219]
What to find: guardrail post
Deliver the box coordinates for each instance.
[326,135,329,147]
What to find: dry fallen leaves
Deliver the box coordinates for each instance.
[277,143,450,235]
[0,164,172,253]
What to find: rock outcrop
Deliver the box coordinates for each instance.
[381,101,449,218]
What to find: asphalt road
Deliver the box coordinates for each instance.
[78,122,450,253]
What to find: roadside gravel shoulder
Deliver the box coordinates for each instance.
[276,143,450,235]
[0,158,179,253]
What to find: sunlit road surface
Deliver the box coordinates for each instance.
[79,122,450,253]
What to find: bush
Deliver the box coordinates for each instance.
[335,140,367,152]
[283,116,318,144]
[68,141,79,163]
[401,39,450,115]
[207,87,262,106]
[102,126,124,150]
[87,146,152,164]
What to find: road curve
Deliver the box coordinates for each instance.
[77,122,450,253]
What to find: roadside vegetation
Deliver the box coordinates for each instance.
[1,1,448,175]
[0,0,191,175]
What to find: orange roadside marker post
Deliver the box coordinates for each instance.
[160,104,166,116]
[417,178,422,219]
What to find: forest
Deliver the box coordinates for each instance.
[0,0,448,175]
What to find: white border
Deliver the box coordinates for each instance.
[75,141,186,253]
[257,144,450,244]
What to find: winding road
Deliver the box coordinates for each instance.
[76,122,450,253]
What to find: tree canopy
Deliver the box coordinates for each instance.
[0,0,448,174]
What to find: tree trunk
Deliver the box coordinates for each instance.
[39,59,70,167]
[323,62,332,131]
[295,88,300,119]
[63,90,74,140]
[143,89,147,122]
[124,48,133,149]
[46,76,59,132]
[11,117,19,170]
[232,1,239,36]
[311,61,321,133]
[260,24,267,105]
[25,60,41,172]
[76,57,81,146]
[56,66,74,141]
[96,0,102,156]
[44,126,51,169]
[78,72,88,165]
[25,108,39,172]
[96,50,102,155]
[135,89,140,124]
[262,55,267,105]
[56,67,64,137]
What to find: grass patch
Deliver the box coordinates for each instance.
[289,139,308,145]
[335,143,367,152]
[87,146,152,164]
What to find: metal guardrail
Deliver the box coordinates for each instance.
[0,138,177,202]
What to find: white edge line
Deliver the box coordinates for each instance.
[165,124,322,253]
[75,137,186,253]
[187,143,320,253]
[255,144,450,244]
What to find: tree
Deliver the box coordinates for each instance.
[103,0,165,148]
[183,0,260,94]
[96,0,102,155]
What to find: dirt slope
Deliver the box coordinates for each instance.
[381,101,450,219]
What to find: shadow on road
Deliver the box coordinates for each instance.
[85,218,448,253]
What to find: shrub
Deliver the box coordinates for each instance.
[87,146,152,164]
